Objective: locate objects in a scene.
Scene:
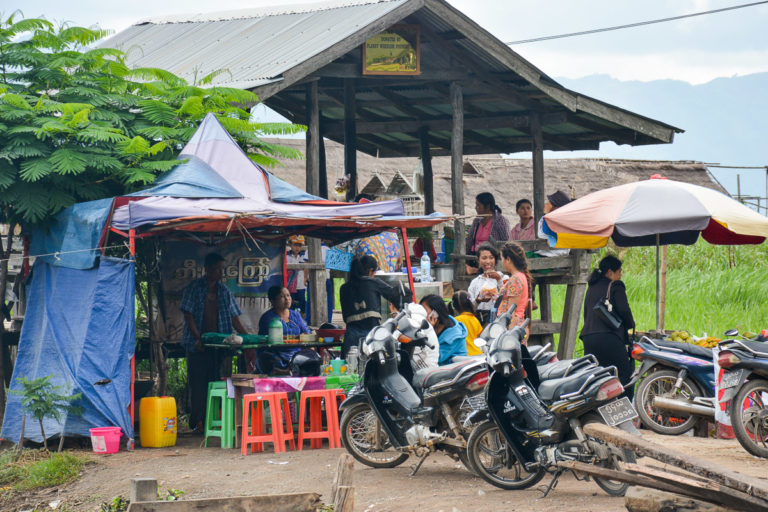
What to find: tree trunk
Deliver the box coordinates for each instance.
[58,434,65,453]
[39,418,48,451]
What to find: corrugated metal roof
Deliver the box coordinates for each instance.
[102,0,408,89]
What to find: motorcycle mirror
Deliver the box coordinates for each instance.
[473,338,487,349]
[724,328,739,337]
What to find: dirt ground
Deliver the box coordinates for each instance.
[4,431,768,512]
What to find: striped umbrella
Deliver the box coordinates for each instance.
[541,178,768,330]
[542,178,768,249]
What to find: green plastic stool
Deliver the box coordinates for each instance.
[204,385,235,448]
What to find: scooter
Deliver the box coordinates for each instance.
[467,318,638,497]
[716,330,768,459]
[629,336,716,435]
[338,304,489,474]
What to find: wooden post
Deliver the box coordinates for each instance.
[419,127,434,214]
[319,134,328,199]
[305,82,326,326]
[450,82,465,275]
[558,250,589,358]
[331,454,354,506]
[530,113,552,345]
[343,79,357,201]
[130,477,158,503]
[660,245,668,332]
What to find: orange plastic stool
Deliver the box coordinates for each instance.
[297,389,344,449]
[326,388,346,448]
[241,392,295,455]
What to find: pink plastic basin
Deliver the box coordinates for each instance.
[89,426,122,454]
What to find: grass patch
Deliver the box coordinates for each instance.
[532,244,768,356]
[0,449,92,492]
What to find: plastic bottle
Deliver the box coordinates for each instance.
[347,346,359,374]
[420,252,431,283]
[268,316,283,344]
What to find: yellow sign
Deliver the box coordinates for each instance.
[363,25,420,76]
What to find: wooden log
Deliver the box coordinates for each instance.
[538,283,553,346]
[530,111,545,226]
[582,423,768,501]
[557,461,767,512]
[625,486,740,512]
[127,493,322,512]
[331,453,354,504]
[333,486,354,512]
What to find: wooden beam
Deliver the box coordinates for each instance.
[309,62,468,81]
[319,134,327,199]
[557,281,587,359]
[343,78,357,201]
[306,83,320,196]
[419,127,434,214]
[450,81,465,275]
[565,113,638,145]
[530,112,545,225]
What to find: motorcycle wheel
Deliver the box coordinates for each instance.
[339,403,409,468]
[730,379,768,459]
[635,369,702,435]
[466,421,545,490]
[583,416,636,497]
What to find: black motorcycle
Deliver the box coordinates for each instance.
[466,318,637,496]
[717,329,768,459]
[338,305,489,473]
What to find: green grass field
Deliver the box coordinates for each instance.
[534,243,768,356]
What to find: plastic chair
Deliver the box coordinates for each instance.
[297,388,345,449]
[241,392,295,454]
[204,385,234,448]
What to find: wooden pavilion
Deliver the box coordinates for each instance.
[105,0,683,356]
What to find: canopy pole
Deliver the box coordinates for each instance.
[449,82,465,277]
[419,127,434,214]
[656,234,660,332]
[128,228,136,447]
[344,78,357,201]
[306,81,326,326]
[401,228,415,300]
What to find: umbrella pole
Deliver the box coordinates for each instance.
[656,234,660,332]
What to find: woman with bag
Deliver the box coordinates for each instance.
[581,255,636,399]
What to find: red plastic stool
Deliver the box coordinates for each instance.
[297,389,344,449]
[325,388,346,448]
[241,392,295,455]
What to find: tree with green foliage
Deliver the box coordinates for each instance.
[0,12,304,418]
[10,375,82,451]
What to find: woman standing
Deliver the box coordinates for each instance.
[420,294,468,366]
[495,242,531,340]
[580,255,635,399]
[510,199,535,240]
[340,255,410,358]
[467,243,507,325]
[466,192,510,254]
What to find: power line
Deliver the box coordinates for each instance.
[506,1,768,45]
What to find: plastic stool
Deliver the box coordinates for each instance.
[204,386,234,448]
[297,389,344,449]
[208,380,227,391]
[241,392,295,454]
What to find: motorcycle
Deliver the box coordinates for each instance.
[338,304,489,474]
[716,329,768,459]
[629,336,716,435]
[466,318,638,496]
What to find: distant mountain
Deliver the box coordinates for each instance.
[557,73,768,198]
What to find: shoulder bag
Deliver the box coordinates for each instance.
[593,280,623,329]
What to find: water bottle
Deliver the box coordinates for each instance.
[420,252,431,283]
[268,316,283,345]
[347,346,359,374]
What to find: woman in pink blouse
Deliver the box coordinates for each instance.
[510,199,535,240]
[495,242,532,343]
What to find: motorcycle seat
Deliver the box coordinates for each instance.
[537,371,596,402]
[725,339,768,357]
[413,359,483,391]
[652,339,713,359]
[537,355,597,381]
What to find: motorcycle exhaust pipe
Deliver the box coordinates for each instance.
[652,397,715,417]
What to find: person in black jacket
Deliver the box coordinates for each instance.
[580,255,636,399]
[340,255,411,358]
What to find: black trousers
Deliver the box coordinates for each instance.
[187,348,231,429]
[581,332,635,401]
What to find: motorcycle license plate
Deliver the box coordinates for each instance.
[720,369,743,389]
[598,397,638,427]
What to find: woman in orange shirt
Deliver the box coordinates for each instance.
[495,242,532,343]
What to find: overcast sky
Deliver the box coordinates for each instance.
[13,0,768,84]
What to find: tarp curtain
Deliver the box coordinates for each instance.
[1,257,136,442]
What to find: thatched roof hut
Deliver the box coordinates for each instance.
[266,138,728,217]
